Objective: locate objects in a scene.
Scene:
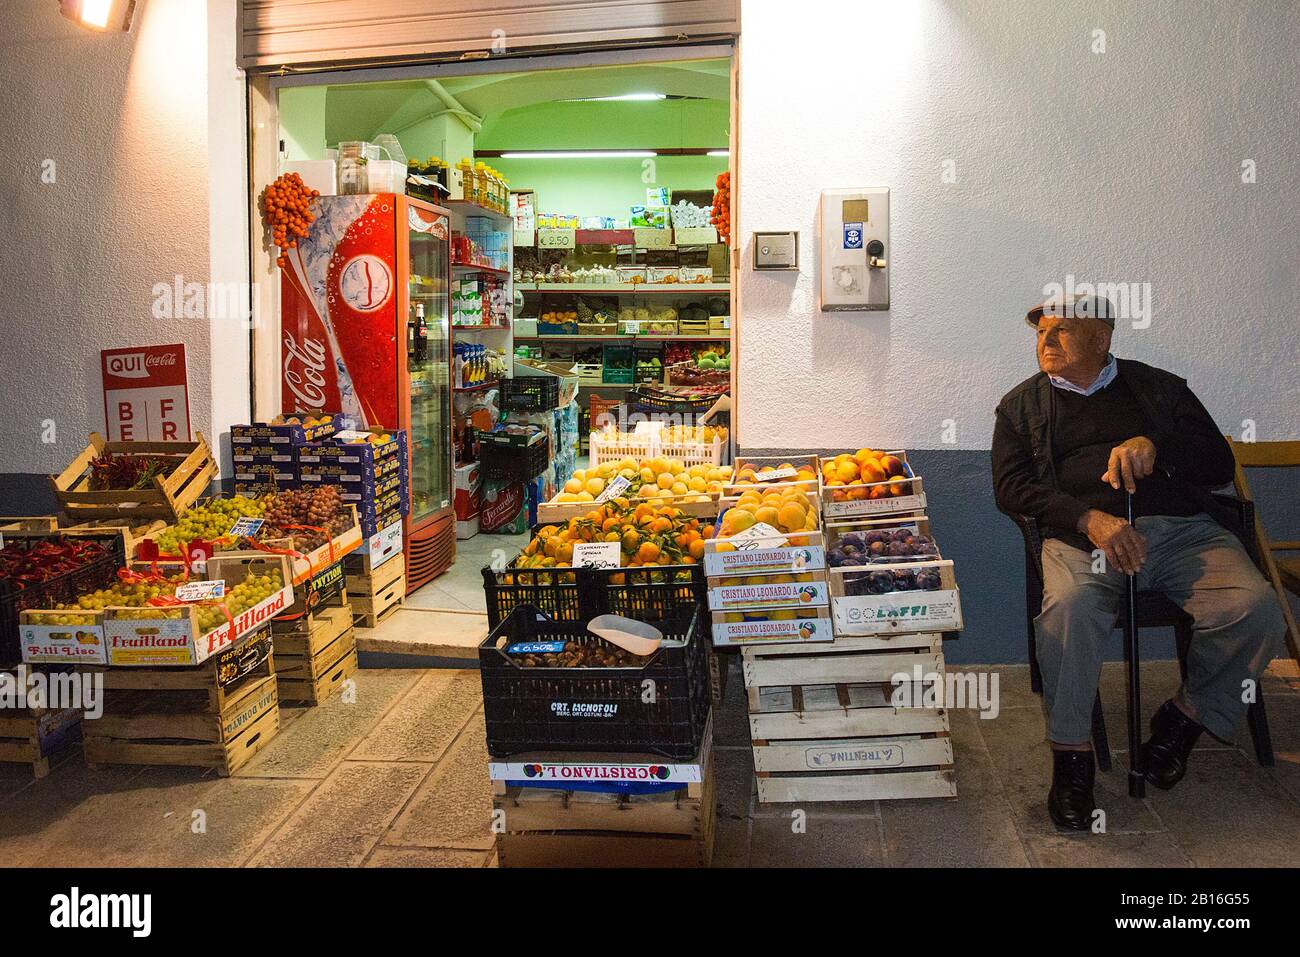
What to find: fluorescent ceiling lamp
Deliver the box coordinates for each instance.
[498,151,657,160]
[707,150,730,157]
[566,93,667,102]
[59,0,135,31]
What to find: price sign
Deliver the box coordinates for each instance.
[101,343,191,442]
[538,228,576,250]
[332,429,372,442]
[507,641,568,655]
[674,227,718,245]
[227,517,265,539]
[729,522,789,550]
[755,466,799,482]
[176,580,226,602]
[572,541,622,569]
[595,475,632,503]
[633,228,674,250]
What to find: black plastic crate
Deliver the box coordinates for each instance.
[482,557,707,630]
[629,386,720,416]
[0,533,126,666]
[498,376,560,413]
[479,435,550,482]
[479,603,711,759]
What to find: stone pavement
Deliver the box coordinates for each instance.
[2,658,1299,867]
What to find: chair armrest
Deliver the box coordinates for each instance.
[1005,511,1046,584]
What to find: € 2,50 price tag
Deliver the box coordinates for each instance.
[175,580,226,602]
[571,541,622,570]
[595,475,632,503]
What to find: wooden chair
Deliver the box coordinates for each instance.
[1006,492,1275,775]
[1228,437,1300,660]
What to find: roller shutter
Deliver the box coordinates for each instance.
[238,0,739,72]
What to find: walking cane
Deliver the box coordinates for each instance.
[1123,490,1145,798]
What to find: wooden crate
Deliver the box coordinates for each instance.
[347,556,406,628]
[50,432,218,523]
[743,634,956,804]
[491,730,714,868]
[0,516,59,534]
[0,670,81,778]
[60,518,171,557]
[274,605,357,706]
[78,643,279,776]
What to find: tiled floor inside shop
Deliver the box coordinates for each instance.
[5,630,1300,866]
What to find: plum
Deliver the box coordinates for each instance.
[914,569,942,590]
[892,569,917,590]
[864,530,887,545]
[887,541,913,558]
[867,570,896,594]
[868,540,888,559]
[827,546,847,567]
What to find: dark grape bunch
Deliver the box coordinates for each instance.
[264,486,349,551]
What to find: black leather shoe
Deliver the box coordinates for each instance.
[1048,749,1096,831]
[1142,699,1204,790]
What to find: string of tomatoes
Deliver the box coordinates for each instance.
[261,172,320,268]
[710,170,731,245]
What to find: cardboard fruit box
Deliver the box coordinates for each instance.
[710,607,833,649]
[18,552,294,667]
[828,559,963,637]
[231,417,338,446]
[819,450,927,520]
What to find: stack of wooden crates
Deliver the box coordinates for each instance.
[271,560,357,706]
[710,451,964,804]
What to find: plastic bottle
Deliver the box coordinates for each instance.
[456,159,473,202]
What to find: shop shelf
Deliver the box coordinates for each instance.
[447,199,510,221]
[478,603,711,760]
[452,261,511,276]
[454,379,500,392]
[516,282,731,294]
[498,376,560,413]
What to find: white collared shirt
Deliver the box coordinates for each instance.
[1049,353,1117,396]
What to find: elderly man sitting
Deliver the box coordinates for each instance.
[992,295,1283,831]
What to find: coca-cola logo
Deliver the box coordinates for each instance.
[481,485,524,528]
[338,254,393,312]
[283,332,329,414]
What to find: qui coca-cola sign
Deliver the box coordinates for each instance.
[100,344,191,442]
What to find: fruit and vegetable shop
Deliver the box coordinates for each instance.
[2,0,1298,892]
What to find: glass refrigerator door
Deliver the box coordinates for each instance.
[405,205,452,523]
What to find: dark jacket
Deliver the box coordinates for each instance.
[992,358,1236,539]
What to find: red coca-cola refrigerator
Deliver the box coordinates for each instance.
[280,193,454,590]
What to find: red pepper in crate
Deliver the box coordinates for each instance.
[88,451,175,491]
[0,537,107,592]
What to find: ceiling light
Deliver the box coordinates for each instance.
[59,0,136,31]
[707,150,730,157]
[567,93,667,102]
[498,151,657,160]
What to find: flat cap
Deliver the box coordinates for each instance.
[1026,293,1116,329]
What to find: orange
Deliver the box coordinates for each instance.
[637,542,661,564]
[688,538,706,561]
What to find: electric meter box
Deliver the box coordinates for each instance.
[819,187,889,311]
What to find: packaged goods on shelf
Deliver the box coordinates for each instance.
[454,462,482,540]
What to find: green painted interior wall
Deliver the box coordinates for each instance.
[280,86,328,160]
[493,155,725,219]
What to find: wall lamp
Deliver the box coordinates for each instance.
[59,0,136,32]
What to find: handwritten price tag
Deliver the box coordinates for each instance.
[572,541,622,569]
[729,522,789,551]
[754,467,799,482]
[538,228,576,250]
[176,580,226,602]
[595,475,632,503]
